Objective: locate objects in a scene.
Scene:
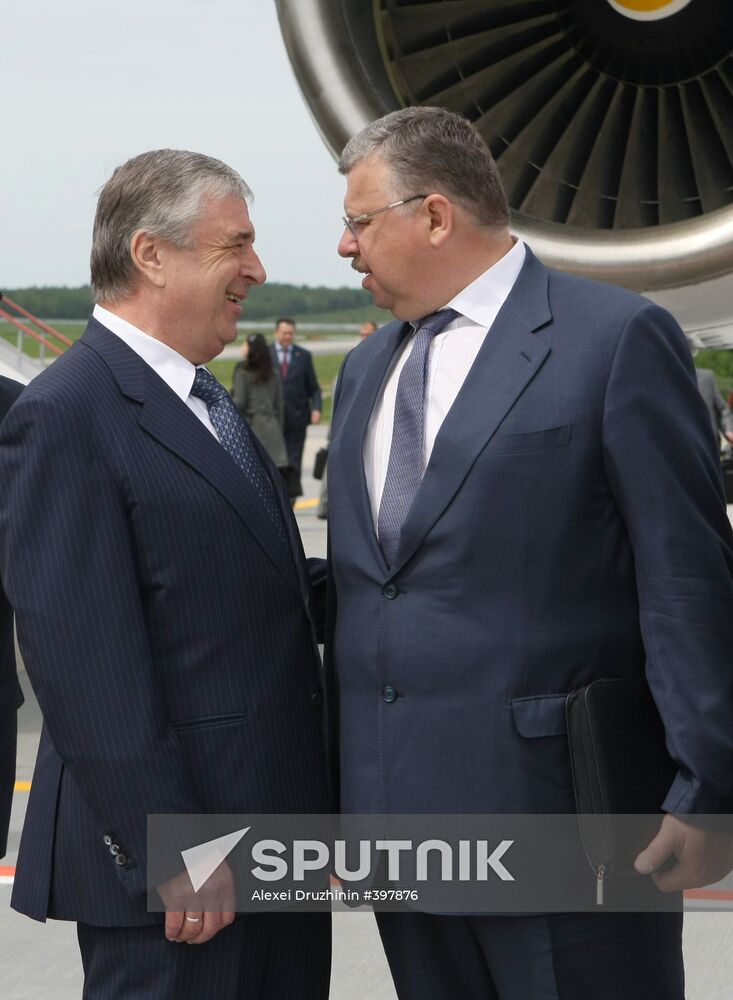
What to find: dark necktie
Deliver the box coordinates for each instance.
[377,308,459,566]
[191,367,290,551]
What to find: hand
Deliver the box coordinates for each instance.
[311,409,322,425]
[157,861,235,944]
[725,432,733,444]
[634,814,733,892]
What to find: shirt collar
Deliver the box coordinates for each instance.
[93,304,199,403]
[441,239,526,329]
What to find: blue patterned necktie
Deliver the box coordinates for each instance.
[378,308,459,566]
[191,367,290,551]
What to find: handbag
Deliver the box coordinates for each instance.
[313,447,328,481]
[565,677,677,903]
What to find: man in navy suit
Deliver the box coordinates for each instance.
[326,107,733,999]
[270,318,321,490]
[0,374,22,860]
[0,151,329,998]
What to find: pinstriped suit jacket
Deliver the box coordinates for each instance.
[0,319,329,926]
[0,374,22,859]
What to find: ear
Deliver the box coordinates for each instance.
[424,194,454,248]
[130,229,167,288]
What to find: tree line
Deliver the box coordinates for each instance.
[1,283,376,321]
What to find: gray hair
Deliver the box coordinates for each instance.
[90,149,252,302]
[339,107,509,230]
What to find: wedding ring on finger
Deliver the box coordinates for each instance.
[184,914,202,923]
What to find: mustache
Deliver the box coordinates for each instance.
[350,256,368,274]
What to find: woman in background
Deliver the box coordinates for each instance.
[232,333,297,499]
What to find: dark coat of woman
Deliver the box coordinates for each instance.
[232,335,289,471]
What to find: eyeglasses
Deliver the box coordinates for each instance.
[342,194,427,237]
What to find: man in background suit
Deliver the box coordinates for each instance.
[0,374,22,860]
[327,107,733,999]
[0,151,329,998]
[270,317,321,490]
[695,366,733,448]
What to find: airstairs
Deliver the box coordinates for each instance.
[0,292,71,383]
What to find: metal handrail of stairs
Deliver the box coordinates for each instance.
[0,292,72,377]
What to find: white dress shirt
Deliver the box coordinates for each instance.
[363,240,526,530]
[93,304,218,439]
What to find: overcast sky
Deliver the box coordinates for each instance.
[1,0,360,291]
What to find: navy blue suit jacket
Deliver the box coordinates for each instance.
[327,249,733,820]
[270,344,322,431]
[0,374,23,859]
[0,320,328,925]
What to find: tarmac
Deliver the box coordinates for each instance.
[217,336,361,361]
[2,425,733,999]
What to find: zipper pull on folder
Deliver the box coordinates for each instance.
[596,864,605,905]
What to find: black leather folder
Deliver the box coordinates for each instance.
[565,677,678,902]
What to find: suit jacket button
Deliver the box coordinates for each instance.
[382,685,397,703]
[103,835,113,846]
[110,844,120,856]
[115,853,127,866]
[310,691,322,707]
[382,584,398,600]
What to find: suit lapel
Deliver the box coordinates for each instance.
[394,250,553,574]
[252,428,312,606]
[82,320,302,599]
[337,321,408,571]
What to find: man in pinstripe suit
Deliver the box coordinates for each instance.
[0,151,330,998]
